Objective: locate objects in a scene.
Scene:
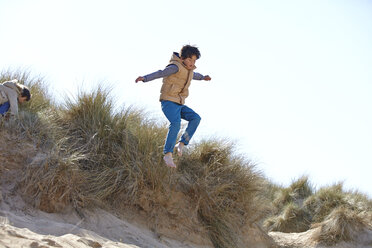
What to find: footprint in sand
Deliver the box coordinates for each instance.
[29,242,47,248]
[41,239,62,247]
[77,238,102,248]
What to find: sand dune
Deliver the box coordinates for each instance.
[0,187,211,248]
[0,124,370,248]
[0,129,212,248]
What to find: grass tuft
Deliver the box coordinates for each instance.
[303,183,348,223]
[264,202,311,233]
[178,139,265,247]
[311,207,371,245]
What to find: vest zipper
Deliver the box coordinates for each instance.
[179,70,191,103]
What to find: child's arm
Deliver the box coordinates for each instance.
[193,72,212,81]
[135,65,178,83]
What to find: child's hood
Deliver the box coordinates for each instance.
[1,79,22,95]
[170,52,181,62]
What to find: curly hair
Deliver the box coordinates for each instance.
[180,45,201,59]
[21,87,31,101]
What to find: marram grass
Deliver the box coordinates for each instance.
[2,70,372,247]
[1,70,265,248]
[263,178,372,237]
[311,207,371,245]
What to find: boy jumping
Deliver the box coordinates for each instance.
[135,45,211,168]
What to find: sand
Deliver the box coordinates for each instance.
[0,185,211,248]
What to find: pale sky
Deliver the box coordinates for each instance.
[1,0,371,197]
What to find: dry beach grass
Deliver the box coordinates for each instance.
[1,70,274,248]
[0,69,371,248]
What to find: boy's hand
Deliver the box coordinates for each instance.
[203,75,211,81]
[135,76,144,83]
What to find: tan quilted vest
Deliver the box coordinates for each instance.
[159,53,196,105]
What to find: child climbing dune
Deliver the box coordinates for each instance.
[0,79,31,118]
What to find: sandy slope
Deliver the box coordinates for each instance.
[0,130,212,248]
[0,187,211,248]
[269,228,372,248]
[1,129,370,248]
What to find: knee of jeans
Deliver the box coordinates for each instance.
[194,115,201,124]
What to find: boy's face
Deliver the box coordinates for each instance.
[182,55,197,70]
[18,96,28,103]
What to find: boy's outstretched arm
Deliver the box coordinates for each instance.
[193,72,212,81]
[135,65,179,83]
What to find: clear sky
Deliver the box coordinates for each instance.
[1,0,371,197]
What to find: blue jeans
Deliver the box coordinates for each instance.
[161,100,201,154]
[0,101,10,115]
